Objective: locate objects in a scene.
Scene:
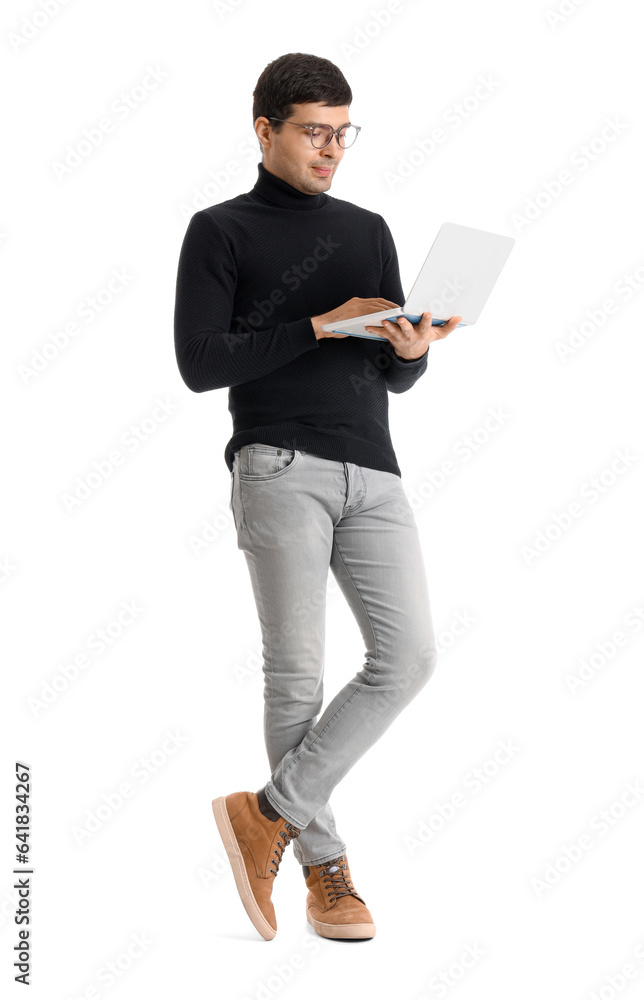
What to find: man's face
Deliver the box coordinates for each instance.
[256,101,351,195]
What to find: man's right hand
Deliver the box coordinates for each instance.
[311,298,401,339]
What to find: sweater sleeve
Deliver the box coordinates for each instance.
[377,216,429,394]
[173,211,319,392]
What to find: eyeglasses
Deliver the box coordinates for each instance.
[268,117,361,149]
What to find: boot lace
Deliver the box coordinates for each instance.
[269,821,300,875]
[318,855,365,905]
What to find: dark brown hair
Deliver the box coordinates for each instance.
[252,52,352,137]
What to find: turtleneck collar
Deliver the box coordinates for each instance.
[250,160,328,211]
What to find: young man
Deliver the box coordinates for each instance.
[173,52,461,942]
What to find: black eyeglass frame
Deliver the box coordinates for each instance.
[267,117,362,149]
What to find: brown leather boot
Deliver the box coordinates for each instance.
[212,789,300,940]
[303,854,376,939]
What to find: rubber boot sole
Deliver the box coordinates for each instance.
[306,907,376,939]
[211,796,276,941]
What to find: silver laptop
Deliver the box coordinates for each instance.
[321,221,515,341]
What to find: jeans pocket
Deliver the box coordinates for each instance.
[229,467,239,532]
[238,442,300,480]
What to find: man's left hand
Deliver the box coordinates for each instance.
[364,311,463,360]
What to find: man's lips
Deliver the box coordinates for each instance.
[312,166,332,175]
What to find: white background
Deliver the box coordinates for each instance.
[2,0,643,997]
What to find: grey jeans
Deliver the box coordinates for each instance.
[229,442,438,866]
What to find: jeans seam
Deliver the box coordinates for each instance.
[300,847,347,866]
[277,683,364,784]
[276,538,380,784]
[331,536,379,679]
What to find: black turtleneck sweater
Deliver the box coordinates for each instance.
[173,160,429,477]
